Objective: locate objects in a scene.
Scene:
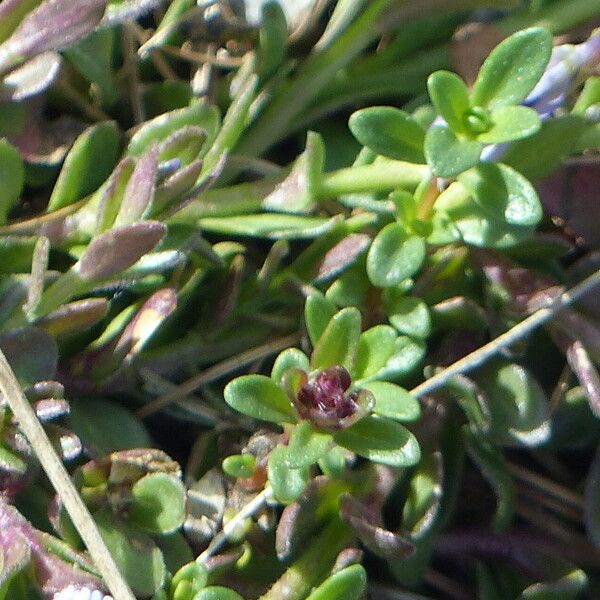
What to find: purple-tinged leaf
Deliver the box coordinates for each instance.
[76,220,166,281]
[566,340,600,418]
[537,161,600,249]
[37,298,110,336]
[332,547,363,573]
[553,309,600,363]
[153,159,203,215]
[0,0,106,73]
[23,235,49,315]
[314,234,370,283]
[162,152,227,220]
[47,424,82,460]
[114,144,159,227]
[0,499,31,587]
[0,0,43,45]
[114,288,177,360]
[275,477,328,560]
[158,125,206,165]
[473,249,560,314]
[32,397,69,421]
[0,51,61,101]
[0,499,104,595]
[340,494,414,558]
[204,547,244,575]
[25,380,64,402]
[263,131,324,214]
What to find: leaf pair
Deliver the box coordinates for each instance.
[426,28,553,177]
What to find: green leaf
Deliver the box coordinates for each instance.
[67,398,151,454]
[520,569,588,599]
[375,335,426,381]
[201,74,258,176]
[0,445,27,475]
[477,105,541,143]
[466,430,515,531]
[198,214,338,239]
[305,293,337,347]
[286,421,333,468]
[305,565,367,600]
[366,222,426,288]
[476,361,550,447]
[129,473,186,534]
[0,326,57,387]
[362,381,420,422]
[65,28,117,107]
[47,121,120,211]
[333,415,420,467]
[262,131,325,213]
[95,509,166,596]
[318,445,347,479]
[195,587,245,600]
[268,445,310,504]
[272,348,310,385]
[384,294,431,339]
[458,162,542,227]
[402,452,443,538]
[224,374,296,424]
[127,104,220,157]
[311,307,361,372]
[349,106,425,163]
[502,115,590,180]
[427,70,470,134]
[171,561,208,598]
[222,454,256,479]
[0,138,24,223]
[258,1,288,80]
[354,325,397,380]
[424,125,482,178]
[471,27,553,109]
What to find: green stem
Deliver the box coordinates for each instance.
[318,161,429,197]
[257,518,353,600]
[410,265,600,399]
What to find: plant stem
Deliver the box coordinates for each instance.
[318,161,429,198]
[410,266,600,399]
[257,517,353,600]
[136,332,301,418]
[0,349,135,600]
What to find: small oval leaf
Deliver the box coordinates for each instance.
[349,106,425,163]
[224,374,296,424]
[77,221,166,281]
[305,565,367,600]
[366,222,426,288]
[333,415,420,467]
[471,28,553,109]
[129,472,186,534]
[362,381,420,422]
[310,307,362,372]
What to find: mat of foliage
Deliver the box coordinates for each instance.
[2,1,600,599]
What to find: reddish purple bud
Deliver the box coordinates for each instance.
[294,366,372,430]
